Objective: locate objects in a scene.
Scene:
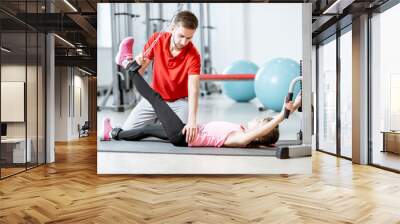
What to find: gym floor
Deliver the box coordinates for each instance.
[97,93,303,141]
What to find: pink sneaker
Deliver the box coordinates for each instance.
[115,37,134,69]
[102,118,113,141]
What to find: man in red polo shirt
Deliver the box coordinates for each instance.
[122,11,201,143]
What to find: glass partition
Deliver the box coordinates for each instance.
[339,29,352,158]
[370,3,400,171]
[0,0,46,179]
[1,30,28,178]
[317,37,337,155]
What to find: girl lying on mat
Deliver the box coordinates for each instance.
[100,42,302,148]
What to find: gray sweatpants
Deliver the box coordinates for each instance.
[122,97,188,130]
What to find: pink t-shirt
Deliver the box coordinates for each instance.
[189,121,245,147]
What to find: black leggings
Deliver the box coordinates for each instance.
[118,123,169,141]
[117,68,187,147]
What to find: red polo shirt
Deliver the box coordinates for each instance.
[143,32,201,101]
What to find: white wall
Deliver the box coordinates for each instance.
[73,74,89,137]
[97,4,113,87]
[1,65,35,138]
[55,67,68,141]
[132,3,149,57]
[55,67,89,141]
[148,3,303,72]
[98,3,112,49]
[97,3,303,76]
[249,4,302,63]
[1,65,26,141]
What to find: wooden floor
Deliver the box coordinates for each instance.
[1,167,26,178]
[373,151,400,171]
[1,136,400,223]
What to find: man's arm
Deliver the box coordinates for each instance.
[183,74,200,143]
[188,75,200,124]
[135,53,152,75]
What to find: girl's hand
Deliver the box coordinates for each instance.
[279,97,294,117]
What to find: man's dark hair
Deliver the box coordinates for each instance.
[174,10,198,30]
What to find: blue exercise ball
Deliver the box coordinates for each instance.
[255,58,301,112]
[222,60,259,102]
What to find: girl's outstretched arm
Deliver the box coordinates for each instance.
[223,94,302,148]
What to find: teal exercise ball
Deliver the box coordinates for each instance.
[222,60,259,102]
[255,58,301,112]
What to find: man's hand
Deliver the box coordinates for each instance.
[182,121,198,143]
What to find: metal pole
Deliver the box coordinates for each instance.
[199,3,205,73]
[158,3,163,31]
[145,3,151,39]
[110,4,122,110]
[206,3,212,73]
[336,29,341,157]
[302,3,313,147]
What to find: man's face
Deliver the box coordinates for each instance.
[171,24,195,50]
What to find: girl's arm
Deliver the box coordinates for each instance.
[223,113,284,147]
[223,94,302,147]
[293,93,302,111]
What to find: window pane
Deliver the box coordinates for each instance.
[38,32,46,165]
[318,38,337,154]
[371,4,400,171]
[1,28,27,178]
[0,0,46,179]
[27,31,38,169]
[340,30,352,158]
